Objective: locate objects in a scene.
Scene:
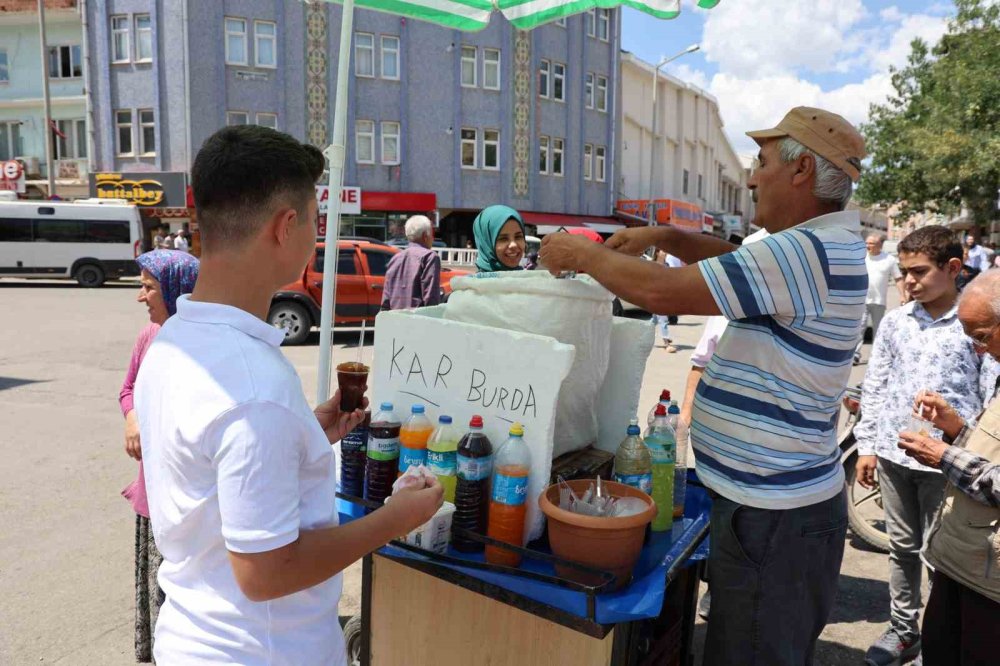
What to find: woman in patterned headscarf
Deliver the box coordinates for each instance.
[118,249,199,662]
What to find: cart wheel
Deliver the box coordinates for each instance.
[343,613,363,666]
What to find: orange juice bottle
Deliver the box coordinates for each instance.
[398,404,433,476]
[486,423,531,567]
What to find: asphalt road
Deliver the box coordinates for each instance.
[0,278,894,664]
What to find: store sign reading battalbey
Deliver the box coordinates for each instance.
[88,172,187,208]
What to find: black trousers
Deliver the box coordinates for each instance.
[921,569,999,666]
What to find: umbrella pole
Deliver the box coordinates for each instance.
[317,0,356,405]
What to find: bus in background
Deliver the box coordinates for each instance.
[0,199,143,287]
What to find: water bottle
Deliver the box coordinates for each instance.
[613,418,652,495]
[647,389,671,426]
[365,402,400,512]
[667,400,687,518]
[452,415,493,553]
[486,423,531,567]
[643,405,675,531]
[427,415,460,503]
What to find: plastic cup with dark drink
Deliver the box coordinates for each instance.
[337,362,369,412]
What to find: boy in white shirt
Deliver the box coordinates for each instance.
[135,126,442,665]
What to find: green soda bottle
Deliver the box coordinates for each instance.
[643,404,675,531]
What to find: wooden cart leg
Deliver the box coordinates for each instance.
[360,554,373,666]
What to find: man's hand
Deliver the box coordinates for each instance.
[386,477,445,533]
[315,389,368,444]
[538,233,599,275]
[898,431,950,469]
[915,391,965,440]
[605,227,664,256]
[125,410,142,461]
[855,455,878,489]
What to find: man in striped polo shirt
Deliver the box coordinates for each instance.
[540,107,867,665]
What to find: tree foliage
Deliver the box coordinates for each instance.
[856,0,1000,228]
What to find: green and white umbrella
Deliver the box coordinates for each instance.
[313,0,720,402]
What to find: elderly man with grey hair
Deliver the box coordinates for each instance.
[381,215,441,311]
[855,231,905,364]
[539,107,868,665]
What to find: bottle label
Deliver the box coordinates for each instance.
[648,444,675,465]
[615,473,652,495]
[492,473,529,506]
[427,449,457,476]
[341,425,368,454]
[457,453,492,481]
[398,447,427,473]
[367,436,399,461]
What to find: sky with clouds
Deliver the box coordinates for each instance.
[621,0,955,156]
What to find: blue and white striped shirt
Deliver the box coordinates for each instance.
[695,211,867,509]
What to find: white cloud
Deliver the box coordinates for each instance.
[880,6,904,22]
[868,13,948,71]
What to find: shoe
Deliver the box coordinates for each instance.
[853,352,863,366]
[697,588,711,620]
[865,628,921,666]
[666,345,677,353]
[909,656,922,666]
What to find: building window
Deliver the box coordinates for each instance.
[111,16,130,63]
[135,14,153,62]
[596,75,608,112]
[555,16,567,27]
[115,110,133,156]
[595,146,606,182]
[539,135,549,174]
[226,111,249,126]
[552,138,564,176]
[0,122,23,160]
[381,36,400,80]
[0,48,6,83]
[552,62,565,102]
[460,128,477,168]
[538,59,550,98]
[254,21,277,68]
[583,143,593,181]
[461,46,477,87]
[256,112,278,129]
[381,121,400,165]
[698,174,704,198]
[54,119,86,159]
[483,48,500,90]
[585,73,594,109]
[355,120,374,163]
[355,33,374,77]
[224,18,248,66]
[682,169,689,195]
[483,129,499,170]
[139,109,155,156]
[597,9,610,41]
[48,45,82,79]
[585,9,595,37]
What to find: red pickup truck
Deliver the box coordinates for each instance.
[267,239,469,345]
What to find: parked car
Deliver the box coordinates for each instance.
[268,239,470,344]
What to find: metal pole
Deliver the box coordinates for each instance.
[37,0,56,198]
[316,0,356,405]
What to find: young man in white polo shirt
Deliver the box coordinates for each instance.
[540,107,869,665]
[135,126,443,665]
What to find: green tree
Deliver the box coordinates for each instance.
[856,0,1000,230]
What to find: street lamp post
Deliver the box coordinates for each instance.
[647,44,699,226]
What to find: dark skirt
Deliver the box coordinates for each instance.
[134,514,164,663]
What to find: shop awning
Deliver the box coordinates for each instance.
[520,211,625,236]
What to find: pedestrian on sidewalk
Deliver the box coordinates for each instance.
[381,215,441,310]
[964,234,991,273]
[855,232,904,364]
[119,249,200,662]
[651,250,683,352]
[539,106,868,665]
[853,226,995,666]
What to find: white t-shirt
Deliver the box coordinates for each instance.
[173,235,190,253]
[690,316,730,368]
[865,252,902,306]
[135,296,345,666]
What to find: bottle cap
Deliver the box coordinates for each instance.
[438,415,453,424]
[668,400,680,414]
[655,404,667,416]
[509,422,524,437]
[660,389,671,401]
[380,402,393,411]
[627,424,641,436]
[470,415,484,428]
[411,404,425,414]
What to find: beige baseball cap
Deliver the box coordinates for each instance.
[746,107,866,182]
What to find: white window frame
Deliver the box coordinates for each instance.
[354,32,375,78]
[595,146,606,182]
[583,143,593,181]
[552,138,564,176]
[555,16,567,27]
[48,45,82,79]
[552,62,566,102]
[224,17,248,66]
[539,135,550,175]
[138,109,156,156]
[226,110,249,126]
[460,46,477,88]
[380,35,400,81]
[110,16,130,63]
[255,112,278,129]
[586,8,596,37]
[538,59,550,98]
[483,129,499,170]
[54,119,86,160]
[0,121,22,160]
[596,75,608,113]
[115,109,134,156]
[254,20,277,69]
[584,72,594,109]
[355,119,375,164]
[460,127,478,169]
[381,121,400,165]
[135,14,153,62]
[483,48,500,91]
[597,9,610,42]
